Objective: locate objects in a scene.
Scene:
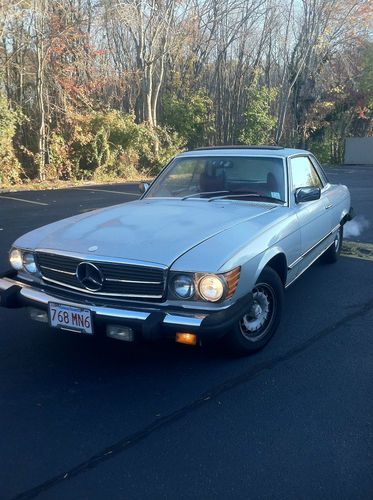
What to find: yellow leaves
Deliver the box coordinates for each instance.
[331,86,344,95]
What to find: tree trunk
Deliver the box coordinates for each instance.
[35,0,47,180]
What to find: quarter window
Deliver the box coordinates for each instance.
[309,155,329,185]
[290,156,323,190]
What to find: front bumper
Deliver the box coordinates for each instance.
[0,271,252,342]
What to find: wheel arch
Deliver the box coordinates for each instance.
[255,249,288,287]
[340,206,354,226]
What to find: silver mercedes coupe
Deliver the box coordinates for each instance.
[0,146,353,355]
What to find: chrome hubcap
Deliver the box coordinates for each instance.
[239,284,274,341]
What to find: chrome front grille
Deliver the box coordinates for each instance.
[36,252,166,299]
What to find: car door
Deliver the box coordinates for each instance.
[309,154,346,232]
[289,155,333,273]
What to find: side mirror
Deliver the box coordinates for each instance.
[139,182,150,194]
[295,187,321,203]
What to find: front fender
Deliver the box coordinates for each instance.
[254,246,287,284]
[232,246,288,301]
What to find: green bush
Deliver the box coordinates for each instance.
[47,132,74,180]
[66,111,182,179]
[93,149,140,181]
[239,83,277,145]
[0,93,23,185]
[67,111,138,178]
[0,105,184,184]
[162,92,215,148]
[137,124,184,174]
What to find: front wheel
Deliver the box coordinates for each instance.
[224,267,284,356]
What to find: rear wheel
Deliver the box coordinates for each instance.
[322,225,343,263]
[224,267,283,356]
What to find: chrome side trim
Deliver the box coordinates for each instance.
[288,224,340,270]
[288,255,303,269]
[41,276,164,299]
[285,226,340,289]
[285,240,336,289]
[36,248,168,270]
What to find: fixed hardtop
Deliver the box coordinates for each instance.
[179,146,309,158]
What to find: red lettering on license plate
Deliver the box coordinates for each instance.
[48,303,93,334]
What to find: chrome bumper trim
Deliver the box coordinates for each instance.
[163,314,206,328]
[0,278,205,327]
[0,278,16,291]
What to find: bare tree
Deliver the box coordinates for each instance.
[33,0,48,179]
[104,0,188,127]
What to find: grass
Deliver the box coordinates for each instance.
[341,241,373,262]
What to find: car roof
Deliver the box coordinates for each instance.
[178,146,309,158]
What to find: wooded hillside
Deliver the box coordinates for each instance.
[1,0,372,185]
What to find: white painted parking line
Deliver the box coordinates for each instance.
[0,196,48,206]
[75,188,140,196]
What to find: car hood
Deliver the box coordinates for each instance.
[15,198,277,267]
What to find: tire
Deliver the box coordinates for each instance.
[224,266,284,356]
[322,225,343,263]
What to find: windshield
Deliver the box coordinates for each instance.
[145,156,286,203]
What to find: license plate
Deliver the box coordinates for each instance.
[48,303,93,335]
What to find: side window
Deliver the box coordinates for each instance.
[290,156,323,190]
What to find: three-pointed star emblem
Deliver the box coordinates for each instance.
[76,262,104,291]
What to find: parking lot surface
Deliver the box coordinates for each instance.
[0,167,372,499]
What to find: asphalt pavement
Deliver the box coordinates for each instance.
[0,166,372,499]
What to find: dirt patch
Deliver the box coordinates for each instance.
[341,241,373,262]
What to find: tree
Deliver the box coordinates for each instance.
[0,93,22,184]
[33,0,48,180]
[239,80,277,145]
[0,0,372,181]
[105,0,184,128]
[162,91,215,147]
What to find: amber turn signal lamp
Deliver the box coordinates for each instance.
[175,332,197,346]
[224,266,241,299]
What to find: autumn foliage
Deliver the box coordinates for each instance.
[0,0,372,186]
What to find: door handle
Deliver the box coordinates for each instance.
[325,204,333,210]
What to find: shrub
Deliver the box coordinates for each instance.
[67,111,139,179]
[162,92,215,148]
[137,124,184,174]
[47,132,74,180]
[0,93,23,185]
[66,111,182,179]
[239,83,278,145]
[93,149,140,181]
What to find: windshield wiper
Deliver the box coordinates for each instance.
[181,190,230,200]
[208,193,286,204]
